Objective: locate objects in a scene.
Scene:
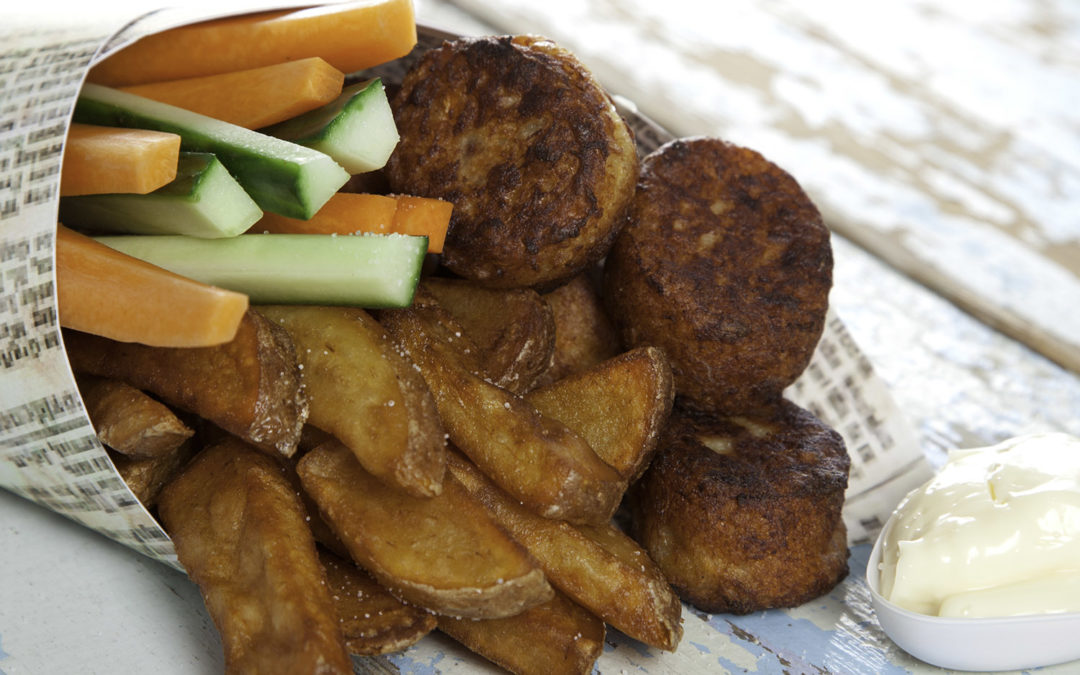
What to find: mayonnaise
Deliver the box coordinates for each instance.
[878,433,1080,618]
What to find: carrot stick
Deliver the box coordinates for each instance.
[118,58,345,129]
[56,225,248,347]
[391,195,453,255]
[251,192,452,254]
[60,124,180,196]
[254,192,398,235]
[89,0,417,87]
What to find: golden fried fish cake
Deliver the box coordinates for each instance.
[386,35,638,289]
[603,137,832,414]
[630,400,850,615]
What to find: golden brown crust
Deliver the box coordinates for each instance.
[525,346,674,483]
[378,294,626,525]
[318,549,437,656]
[631,400,850,614]
[603,136,832,414]
[298,440,553,619]
[447,452,683,651]
[77,375,194,459]
[258,305,446,498]
[421,277,555,394]
[536,273,620,387]
[386,35,638,289]
[63,309,308,457]
[108,440,196,508]
[158,438,352,674]
[438,591,605,675]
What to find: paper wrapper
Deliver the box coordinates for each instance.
[0,7,931,577]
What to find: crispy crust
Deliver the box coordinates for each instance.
[421,277,556,394]
[158,438,352,674]
[631,400,850,614]
[386,35,638,289]
[298,441,553,619]
[318,549,437,656]
[535,273,620,387]
[603,137,832,414]
[64,310,307,457]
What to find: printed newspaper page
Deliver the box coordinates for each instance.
[0,7,931,574]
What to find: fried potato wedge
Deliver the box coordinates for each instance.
[378,294,625,525]
[536,273,620,387]
[298,440,553,619]
[157,437,351,675]
[258,305,446,497]
[64,309,307,457]
[319,548,437,656]
[76,375,194,458]
[525,346,674,482]
[439,591,604,675]
[421,277,555,394]
[447,452,683,651]
[108,439,196,508]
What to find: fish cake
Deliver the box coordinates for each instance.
[630,400,850,614]
[603,136,832,414]
[386,35,638,289]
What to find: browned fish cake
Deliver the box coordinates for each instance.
[385,35,638,289]
[630,400,850,615]
[603,137,832,414]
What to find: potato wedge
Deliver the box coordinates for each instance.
[319,548,437,656]
[157,437,351,674]
[378,294,625,525]
[447,452,683,651]
[76,374,194,458]
[421,277,555,394]
[258,305,445,497]
[297,440,553,619]
[537,273,620,386]
[108,439,196,508]
[64,309,307,457]
[439,591,604,675]
[525,346,674,482]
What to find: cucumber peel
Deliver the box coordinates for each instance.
[93,233,428,308]
[60,152,262,238]
[74,83,349,219]
[263,78,399,174]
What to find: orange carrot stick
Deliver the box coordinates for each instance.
[254,192,398,236]
[118,58,345,129]
[251,192,452,254]
[89,0,417,87]
[61,124,180,196]
[56,225,248,347]
[391,195,453,255]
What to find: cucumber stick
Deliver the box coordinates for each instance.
[263,78,398,174]
[59,153,262,238]
[94,233,428,308]
[74,83,349,219]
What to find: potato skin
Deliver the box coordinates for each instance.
[630,400,850,615]
[386,35,638,289]
[603,136,832,414]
